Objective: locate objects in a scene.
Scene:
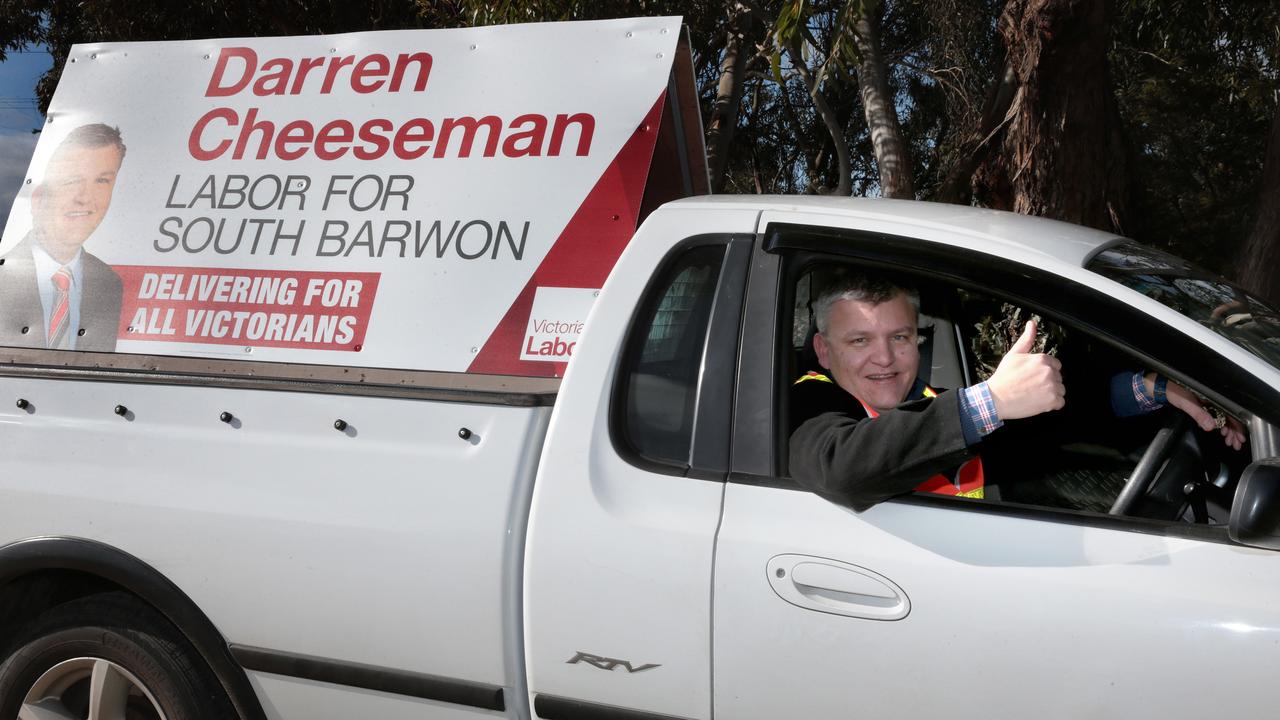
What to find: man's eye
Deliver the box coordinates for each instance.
[850,338,868,346]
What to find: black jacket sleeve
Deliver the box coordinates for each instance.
[788,388,976,512]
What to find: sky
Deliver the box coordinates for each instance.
[0,48,52,232]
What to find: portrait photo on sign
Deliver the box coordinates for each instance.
[0,123,126,352]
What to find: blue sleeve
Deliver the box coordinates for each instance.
[1111,371,1163,417]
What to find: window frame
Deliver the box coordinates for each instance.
[609,233,753,480]
[728,222,1280,545]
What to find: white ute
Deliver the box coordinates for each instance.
[1,195,1279,720]
[2,19,1279,720]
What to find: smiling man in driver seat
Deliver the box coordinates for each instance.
[788,272,1244,512]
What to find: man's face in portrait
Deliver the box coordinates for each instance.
[814,292,920,412]
[31,143,123,263]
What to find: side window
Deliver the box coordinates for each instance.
[784,259,1250,526]
[959,290,1252,523]
[616,244,725,469]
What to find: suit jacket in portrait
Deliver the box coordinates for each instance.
[0,236,123,352]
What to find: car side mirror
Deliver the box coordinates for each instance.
[1229,459,1280,550]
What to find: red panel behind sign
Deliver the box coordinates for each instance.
[468,92,666,377]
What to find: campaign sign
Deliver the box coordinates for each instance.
[0,18,679,376]
[520,286,597,362]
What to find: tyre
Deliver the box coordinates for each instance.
[0,591,233,720]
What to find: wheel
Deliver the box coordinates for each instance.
[0,592,233,720]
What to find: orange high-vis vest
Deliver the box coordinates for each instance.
[794,372,985,499]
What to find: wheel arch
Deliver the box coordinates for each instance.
[0,535,267,720]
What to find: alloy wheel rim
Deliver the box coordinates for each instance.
[20,656,167,720]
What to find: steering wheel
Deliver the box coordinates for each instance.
[1109,412,1191,516]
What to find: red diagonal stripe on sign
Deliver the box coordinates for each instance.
[467,92,666,377]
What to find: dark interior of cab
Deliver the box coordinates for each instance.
[784,263,1251,525]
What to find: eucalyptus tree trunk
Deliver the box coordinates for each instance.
[851,1,914,199]
[936,62,1017,205]
[974,0,1134,234]
[786,33,853,195]
[1235,110,1280,306]
[707,1,752,193]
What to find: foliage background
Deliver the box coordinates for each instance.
[1,0,1275,298]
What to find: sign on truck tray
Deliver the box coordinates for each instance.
[0,17,686,377]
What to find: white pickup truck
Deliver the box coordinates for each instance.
[1,194,1279,720]
[4,15,1280,720]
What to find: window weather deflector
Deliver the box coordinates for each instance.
[764,222,918,257]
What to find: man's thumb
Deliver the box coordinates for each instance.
[1010,320,1037,354]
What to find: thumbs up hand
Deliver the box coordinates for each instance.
[985,320,1066,421]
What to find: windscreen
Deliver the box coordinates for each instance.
[1089,241,1280,369]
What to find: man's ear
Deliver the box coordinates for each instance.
[813,332,831,370]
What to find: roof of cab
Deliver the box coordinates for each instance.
[660,195,1124,268]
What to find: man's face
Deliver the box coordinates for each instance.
[31,144,123,262]
[813,292,920,412]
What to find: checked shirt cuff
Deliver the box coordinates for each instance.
[1131,372,1163,412]
[1111,371,1164,417]
[958,382,1003,446]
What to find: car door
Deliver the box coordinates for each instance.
[713,221,1280,719]
[523,207,758,720]
[713,485,1280,719]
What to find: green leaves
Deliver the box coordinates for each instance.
[772,0,868,90]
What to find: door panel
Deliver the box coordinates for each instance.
[713,483,1280,719]
[524,210,760,720]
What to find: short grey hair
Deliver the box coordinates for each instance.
[812,273,919,334]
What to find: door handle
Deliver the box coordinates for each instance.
[766,554,910,621]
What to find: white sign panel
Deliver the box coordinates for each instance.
[0,17,679,376]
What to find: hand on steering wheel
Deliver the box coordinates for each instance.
[1149,374,1247,451]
